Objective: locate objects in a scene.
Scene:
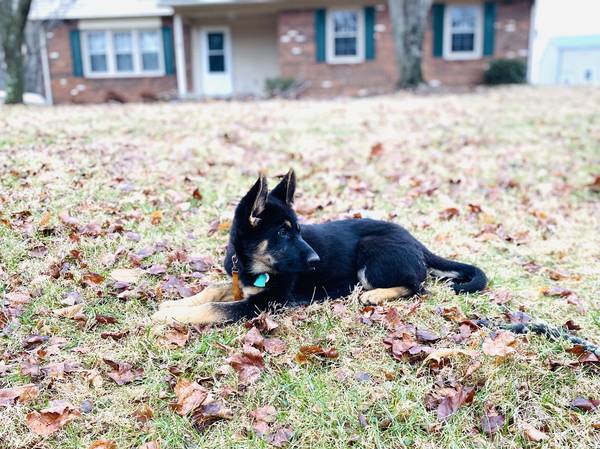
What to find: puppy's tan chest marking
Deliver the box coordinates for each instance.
[251,239,275,274]
[242,285,262,297]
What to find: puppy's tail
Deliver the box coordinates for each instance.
[424,250,487,294]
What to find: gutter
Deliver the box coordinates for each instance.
[39,24,53,105]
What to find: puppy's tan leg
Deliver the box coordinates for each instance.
[159,283,233,309]
[152,303,226,325]
[360,287,412,305]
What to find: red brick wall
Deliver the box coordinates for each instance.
[423,0,532,86]
[278,0,531,96]
[277,4,398,97]
[46,19,177,104]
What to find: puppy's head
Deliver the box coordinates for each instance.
[231,169,320,274]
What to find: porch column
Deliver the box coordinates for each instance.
[174,14,187,98]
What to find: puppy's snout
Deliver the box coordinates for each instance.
[306,253,320,270]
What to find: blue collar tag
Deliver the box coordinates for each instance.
[254,273,270,288]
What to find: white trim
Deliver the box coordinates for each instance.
[326,7,365,64]
[443,4,483,61]
[174,14,188,97]
[191,27,202,94]
[29,0,172,21]
[79,18,162,30]
[81,28,165,78]
[199,26,233,97]
[39,27,53,105]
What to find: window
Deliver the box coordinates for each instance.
[113,31,134,72]
[444,5,483,60]
[139,30,161,71]
[326,8,364,64]
[82,29,164,77]
[87,31,108,73]
[207,32,226,73]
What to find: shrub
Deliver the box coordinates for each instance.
[484,59,527,85]
[265,77,301,98]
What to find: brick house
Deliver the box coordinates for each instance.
[30,0,534,104]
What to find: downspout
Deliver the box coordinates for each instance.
[526,0,537,84]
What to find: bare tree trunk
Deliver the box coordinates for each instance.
[388,0,432,88]
[0,0,33,104]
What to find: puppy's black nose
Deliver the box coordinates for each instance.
[306,254,320,269]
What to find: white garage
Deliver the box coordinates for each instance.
[538,35,600,85]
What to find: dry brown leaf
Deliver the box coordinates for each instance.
[83,369,104,389]
[26,400,81,436]
[139,442,161,449]
[192,400,233,431]
[482,331,517,358]
[110,268,144,284]
[83,272,105,285]
[133,404,154,423]
[158,324,189,348]
[481,406,504,434]
[171,378,209,415]
[522,423,549,442]
[0,384,39,406]
[246,312,279,333]
[267,427,293,447]
[150,210,163,225]
[369,142,384,159]
[39,211,52,227]
[436,385,476,421]
[227,345,265,384]
[103,359,144,385]
[439,207,460,220]
[423,348,476,364]
[89,440,117,449]
[295,345,339,364]
[243,326,264,349]
[54,303,84,318]
[264,338,287,356]
[250,405,277,435]
[571,397,600,412]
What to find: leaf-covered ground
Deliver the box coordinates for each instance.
[1,86,599,449]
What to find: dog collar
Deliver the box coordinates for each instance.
[254,273,270,288]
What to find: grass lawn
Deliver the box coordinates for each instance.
[1,86,599,449]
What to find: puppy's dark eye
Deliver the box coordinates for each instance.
[278,227,289,238]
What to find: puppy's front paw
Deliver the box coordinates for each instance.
[151,308,186,324]
[151,304,225,325]
[158,300,181,310]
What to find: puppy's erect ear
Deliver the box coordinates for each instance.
[269,168,296,206]
[240,174,268,227]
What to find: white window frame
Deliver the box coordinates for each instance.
[112,30,135,74]
[443,4,483,61]
[326,7,365,64]
[81,29,165,78]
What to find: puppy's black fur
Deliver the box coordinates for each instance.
[212,170,487,322]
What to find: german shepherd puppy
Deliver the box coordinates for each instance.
[152,170,487,325]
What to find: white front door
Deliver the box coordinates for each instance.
[201,27,233,96]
